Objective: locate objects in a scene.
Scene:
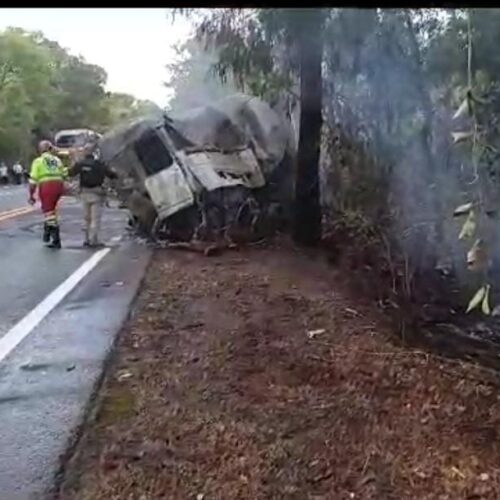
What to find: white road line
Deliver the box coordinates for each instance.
[0,247,111,363]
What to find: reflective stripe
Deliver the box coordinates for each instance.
[44,212,58,226]
[31,175,64,185]
[38,174,64,182]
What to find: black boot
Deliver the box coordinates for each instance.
[43,223,51,243]
[48,225,61,249]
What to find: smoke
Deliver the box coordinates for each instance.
[165,37,238,116]
[320,9,483,288]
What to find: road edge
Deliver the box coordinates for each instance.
[50,244,153,499]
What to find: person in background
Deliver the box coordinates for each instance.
[0,162,8,185]
[29,141,66,249]
[12,161,24,184]
[68,142,118,248]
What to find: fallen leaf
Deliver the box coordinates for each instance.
[345,307,360,316]
[118,371,133,381]
[307,329,326,339]
[451,466,466,479]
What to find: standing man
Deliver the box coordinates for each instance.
[0,162,8,185]
[29,141,66,249]
[12,160,24,184]
[68,143,117,248]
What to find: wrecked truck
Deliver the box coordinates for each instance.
[98,93,295,241]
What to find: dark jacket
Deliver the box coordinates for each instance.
[69,154,117,189]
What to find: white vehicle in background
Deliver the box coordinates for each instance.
[54,129,102,168]
[54,129,101,153]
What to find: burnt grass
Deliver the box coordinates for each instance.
[322,220,500,372]
[58,239,500,499]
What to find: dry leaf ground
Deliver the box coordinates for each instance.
[58,240,500,500]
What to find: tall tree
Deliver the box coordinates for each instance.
[0,28,56,160]
[291,9,325,245]
[52,55,108,130]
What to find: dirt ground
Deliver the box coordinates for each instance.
[58,239,500,500]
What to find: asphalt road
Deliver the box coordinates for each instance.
[0,184,152,499]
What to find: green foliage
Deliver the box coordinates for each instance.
[101,93,162,130]
[0,27,159,163]
[448,10,497,315]
[51,56,107,130]
[0,73,34,160]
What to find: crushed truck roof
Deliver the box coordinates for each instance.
[167,93,292,174]
[100,93,292,172]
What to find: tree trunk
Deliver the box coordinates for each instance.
[293,12,324,246]
[403,11,447,271]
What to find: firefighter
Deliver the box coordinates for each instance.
[29,140,66,249]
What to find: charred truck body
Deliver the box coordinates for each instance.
[99,94,295,241]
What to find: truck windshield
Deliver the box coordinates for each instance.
[55,134,88,148]
[134,130,174,176]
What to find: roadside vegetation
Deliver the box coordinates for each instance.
[0,28,161,165]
